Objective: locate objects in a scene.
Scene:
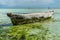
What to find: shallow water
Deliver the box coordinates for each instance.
[0,9,60,36]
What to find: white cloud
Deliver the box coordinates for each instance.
[0,0,54,6]
[0,0,16,6]
[40,0,54,5]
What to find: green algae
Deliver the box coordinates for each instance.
[0,23,59,40]
[11,16,52,25]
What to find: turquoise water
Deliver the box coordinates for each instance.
[0,9,60,36]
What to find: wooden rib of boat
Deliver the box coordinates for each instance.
[7,10,54,25]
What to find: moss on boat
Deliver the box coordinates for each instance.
[7,13,52,25]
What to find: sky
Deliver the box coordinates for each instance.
[0,0,60,8]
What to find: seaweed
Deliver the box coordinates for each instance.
[0,23,59,40]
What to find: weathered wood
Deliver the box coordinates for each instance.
[7,10,54,25]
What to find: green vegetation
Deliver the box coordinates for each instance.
[11,16,52,25]
[0,23,60,40]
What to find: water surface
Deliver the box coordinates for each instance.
[0,9,60,36]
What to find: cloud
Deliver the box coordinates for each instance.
[39,0,54,5]
[0,0,55,7]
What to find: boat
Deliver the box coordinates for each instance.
[7,10,54,25]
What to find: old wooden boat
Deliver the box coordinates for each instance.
[7,10,54,25]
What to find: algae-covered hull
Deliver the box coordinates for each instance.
[7,11,54,25]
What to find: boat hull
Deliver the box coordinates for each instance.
[7,12,53,25]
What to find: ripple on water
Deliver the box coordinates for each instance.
[0,14,12,26]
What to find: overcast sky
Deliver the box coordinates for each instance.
[0,0,60,8]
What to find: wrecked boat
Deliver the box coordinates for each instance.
[7,10,54,25]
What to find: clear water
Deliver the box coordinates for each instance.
[0,9,60,36]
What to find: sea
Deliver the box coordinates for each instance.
[0,9,60,36]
